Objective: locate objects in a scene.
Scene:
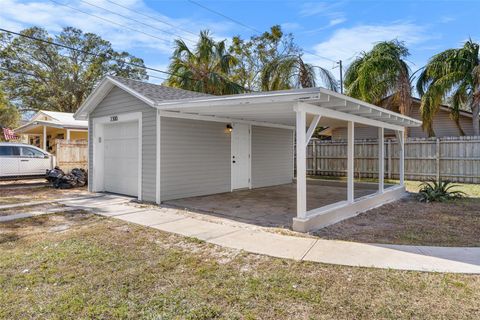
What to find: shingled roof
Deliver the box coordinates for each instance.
[109,76,209,103]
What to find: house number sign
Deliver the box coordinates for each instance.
[110,116,118,122]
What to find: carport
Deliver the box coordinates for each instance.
[156,88,422,232]
[75,77,421,232]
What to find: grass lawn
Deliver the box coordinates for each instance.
[0,186,90,205]
[315,196,480,246]
[1,212,480,319]
[308,177,480,246]
[308,175,480,197]
[400,180,480,197]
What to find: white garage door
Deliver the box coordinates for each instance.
[103,121,139,197]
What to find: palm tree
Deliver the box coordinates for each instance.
[166,30,246,95]
[417,40,480,136]
[344,40,413,123]
[260,55,338,91]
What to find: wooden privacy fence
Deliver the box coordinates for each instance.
[53,139,88,172]
[306,136,480,183]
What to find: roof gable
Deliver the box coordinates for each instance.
[74,76,210,119]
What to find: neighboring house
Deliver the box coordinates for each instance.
[15,110,88,153]
[319,97,476,139]
[74,76,420,232]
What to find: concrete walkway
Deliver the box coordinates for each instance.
[59,195,480,274]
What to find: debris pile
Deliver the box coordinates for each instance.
[46,167,88,189]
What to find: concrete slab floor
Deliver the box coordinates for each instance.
[164,180,381,229]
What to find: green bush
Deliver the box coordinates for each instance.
[418,179,465,203]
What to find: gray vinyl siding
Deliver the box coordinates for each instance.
[331,107,474,139]
[89,86,157,202]
[160,117,231,201]
[251,126,294,188]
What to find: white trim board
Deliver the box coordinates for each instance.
[75,77,155,120]
[158,110,295,130]
[156,110,161,204]
[92,111,143,201]
[295,102,406,132]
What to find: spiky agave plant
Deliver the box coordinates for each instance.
[418,179,465,203]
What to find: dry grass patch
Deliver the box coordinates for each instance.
[1,212,480,319]
[0,186,90,205]
[0,203,66,217]
[315,196,480,246]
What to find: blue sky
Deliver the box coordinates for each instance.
[2,0,479,85]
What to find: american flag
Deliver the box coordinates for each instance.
[2,127,18,140]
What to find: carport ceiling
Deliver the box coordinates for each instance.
[156,89,422,129]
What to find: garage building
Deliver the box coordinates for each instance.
[74,76,421,232]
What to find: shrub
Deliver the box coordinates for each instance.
[418,179,465,203]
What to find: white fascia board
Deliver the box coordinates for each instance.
[155,91,329,110]
[158,111,295,130]
[296,102,405,131]
[74,76,155,120]
[319,88,422,127]
[107,77,155,107]
[15,121,66,133]
[74,77,112,120]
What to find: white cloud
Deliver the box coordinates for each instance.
[299,2,342,17]
[329,18,346,27]
[304,22,431,66]
[440,16,455,23]
[281,22,302,32]
[0,0,234,55]
[297,1,346,33]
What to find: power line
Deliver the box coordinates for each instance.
[0,27,176,80]
[104,0,198,37]
[0,66,37,77]
[187,0,337,64]
[78,0,196,44]
[1,36,167,82]
[0,64,166,82]
[48,0,174,46]
[188,0,260,34]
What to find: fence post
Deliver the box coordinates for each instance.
[436,138,440,181]
[387,139,392,179]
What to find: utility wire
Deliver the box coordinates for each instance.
[0,64,166,82]
[0,66,37,77]
[48,0,174,46]
[104,0,198,37]
[188,0,259,34]
[0,27,176,80]
[187,0,337,64]
[1,37,168,82]
[78,0,196,44]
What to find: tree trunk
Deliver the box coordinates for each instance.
[472,103,480,136]
[452,114,466,136]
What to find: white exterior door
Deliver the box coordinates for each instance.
[231,123,251,190]
[19,146,51,175]
[103,121,139,197]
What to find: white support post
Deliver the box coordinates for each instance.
[296,110,307,219]
[42,125,47,151]
[347,121,354,203]
[395,130,405,186]
[66,129,71,141]
[378,127,384,193]
[305,115,321,145]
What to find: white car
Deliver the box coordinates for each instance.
[0,143,55,178]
